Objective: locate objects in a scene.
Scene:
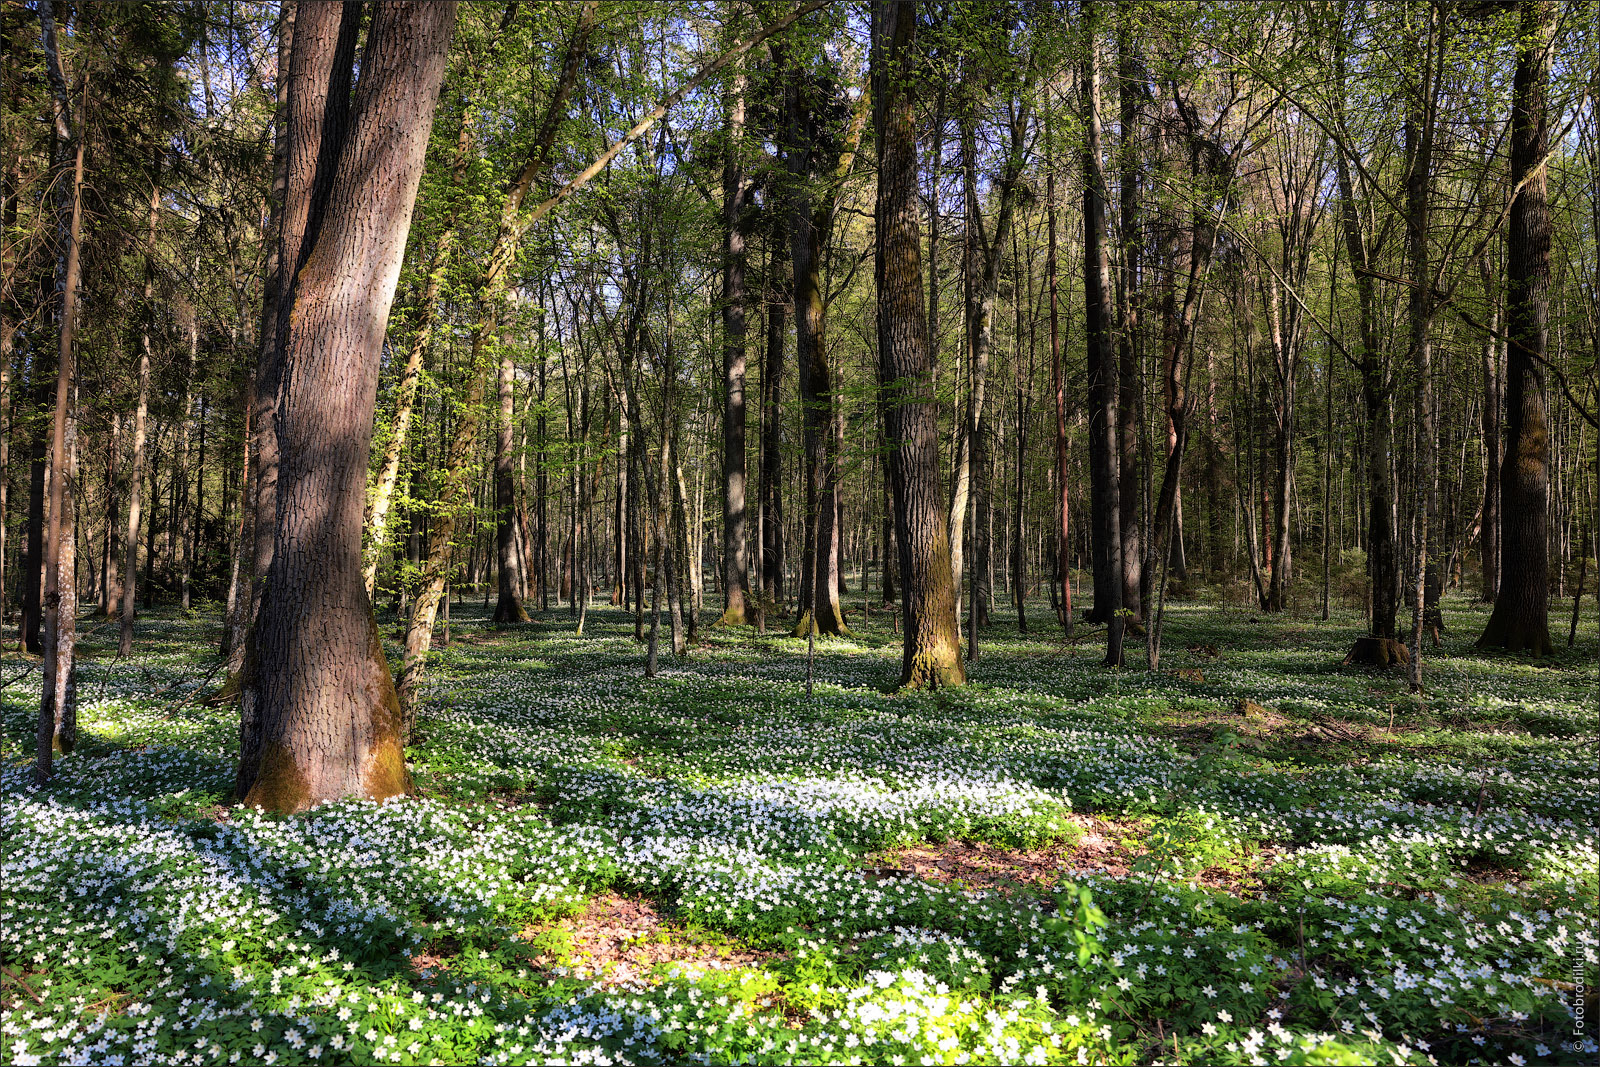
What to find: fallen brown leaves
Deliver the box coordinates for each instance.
[867,814,1149,894]
[517,893,776,990]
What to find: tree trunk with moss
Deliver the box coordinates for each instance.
[872,0,963,688]
[240,0,456,812]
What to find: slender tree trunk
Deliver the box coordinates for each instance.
[1480,0,1554,656]
[120,185,161,656]
[1117,18,1143,624]
[1047,153,1074,634]
[760,235,787,607]
[718,46,751,626]
[493,343,530,622]
[242,0,457,812]
[788,163,846,634]
[1406,12,1440,687]
[1479,249,1502,602]
[177,309,199,610]
[36,2,81,778]
[1083,1,1123,665]
[872,0,963,688]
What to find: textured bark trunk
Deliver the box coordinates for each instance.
[36,3,80,779]
[1265,278,1294,614]
[242,0,456,813]
[718,50,751,626]
[398,4,594,705]
[1334,31,1398,641]
[120,185,159,656]
[1083,2,1123,665]
[493,346,529,622]
[21,434,43,653]
[950,106,1029,608]
[177,311,199,610]
[1047,162,1074,634]
[1405,16,1439,687]
[788,158,846,635]
[0,131,16,629]
[760,240,787,607]
[872,0,964,688]
[1478,251,1502,602]
[1116,20,1143,624]
[1479,0,1554,656]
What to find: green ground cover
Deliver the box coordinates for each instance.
[2,594,1595,1065]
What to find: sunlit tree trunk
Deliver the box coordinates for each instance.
[241,0,457,812]
[36,0,82,780]
[872,0,963,688]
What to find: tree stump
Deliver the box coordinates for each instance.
[1343,636,1410,668]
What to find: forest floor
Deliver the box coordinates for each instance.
[2,590,1596,1066]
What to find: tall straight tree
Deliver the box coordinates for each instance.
[121,182,158,656]
[35,0,82,781]
[1082,0,1124,666]
[1479,0,1554,656]
[947,73,1033,609]
[239,0,457,813]
[717,27,752,626]
[872,0,964,689]
[781,32,862,638]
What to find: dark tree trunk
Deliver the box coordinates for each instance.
[760,235,787,608]
[872,0,964,688]
[36,0,82,779]
[785,65,847,638]
[1083,1,1123,665]
[1047,158,1073,634]
[1334,28,1398,642]
[718,46,751,626]
[1478,250,1502,602]
[1116,19,1143,624]
[1480,0,1554,656]
[241,0,457,813]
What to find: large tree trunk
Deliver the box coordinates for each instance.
[1083,1,1123,666]
[760,236,787,608]
[718,46,751,626]
[872,0,964,688]
[241,0,456,813]
[1479,0,1554,656]
[36,0,81,780]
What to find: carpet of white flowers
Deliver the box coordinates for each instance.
[2,594,1596,1066]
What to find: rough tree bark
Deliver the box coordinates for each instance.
[872,0,964,688]
[760,231,787,607]
[1479,0,1554,656]
[239,0,457,813]
[1083,0,1124,666]
[35,0,81,780]
[783,52,851,638]
[717,41,752,626]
